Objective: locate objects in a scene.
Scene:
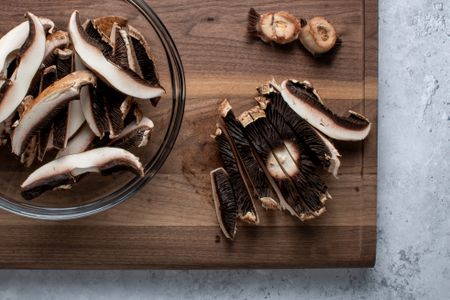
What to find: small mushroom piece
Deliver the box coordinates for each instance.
[219,100,280,210]
[42,31,70,67]
[213,126,258,224]
[273,79,371,141]
[66,100,85,141]
[210,167,238,240]
[299,17,337,56]
[11,70,97,156]
[55,123,96,159]
[257,92,341,177]
[21,147,144,200]
[248,8,300,44]
[109,116,154,149]
[69,11,164,99]
[0,13,46,123]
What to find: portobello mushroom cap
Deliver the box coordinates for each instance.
[210,167,238,240]
[11,70,97,156]
[21,147,144,200]
[273,79,371,141]
[68,11,164,99]
[0,13,46,123]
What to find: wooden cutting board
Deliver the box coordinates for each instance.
[0,0,377,268]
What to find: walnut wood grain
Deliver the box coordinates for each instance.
[0,0,377,268]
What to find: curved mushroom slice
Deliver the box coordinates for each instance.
[42,31,70,67]
[96,80,128,138]
[0,16,54,76]
[21,147,144,200]
[273,79,371,141]
[219,100,280,210]
[109,116,153,149]
[213,126,258,224]
[83,19,113,58]
[56,123,96,159]
[0,13,46,123]
[210,168,238,240]
[257,92,341,177]
[11,70,96,156]
[69,11,164,99]
[54,48,74,79]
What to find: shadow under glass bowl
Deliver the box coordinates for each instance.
[0,0,185,220]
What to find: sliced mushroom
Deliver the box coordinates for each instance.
[240,107,329,221]
[55,122,96,159]
[69,11,164,99]
[218,99,280,210]
[11,70,96,156]
[109,116,153,149]
[20,135,38,167]
[96,80,128,138]
[257,92,341,177]
[213,126,258,224]
[52,107,69,149]
[273,79,371,141]
[0,16,54,78]
[42,31,70,67]
[93,16,128,42]
[247,8,300,44]
[0,13,46,123]
[210,167,238,240]
[66,100,85,140]
[21,147,144,200]
[299,17,337,56]
[54,48,74,79]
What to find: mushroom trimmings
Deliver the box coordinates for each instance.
[0,12,165,200]
[210,79,371,240]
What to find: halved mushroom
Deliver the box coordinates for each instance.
[210,167,238,240]
[213,125,258,224]
[248,8,300,44]
[69,11,164,99]
[256,92,341,177]
[21,147,144,200]
[299,17,337,56]
[55,122,96,159]
[11,70,96,156]
[109,116,153,149]
[272,79,371,141]
[0,13,46,123]
[218,99,280,210]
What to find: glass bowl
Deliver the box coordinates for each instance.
[0,0,185,220]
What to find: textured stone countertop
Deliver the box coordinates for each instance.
[0,0,449,299]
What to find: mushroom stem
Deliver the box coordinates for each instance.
[299,17,337,56]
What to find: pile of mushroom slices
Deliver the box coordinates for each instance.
[0,11,165,200]
[211,79,371,240]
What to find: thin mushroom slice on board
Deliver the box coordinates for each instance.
[210,167,238,240]
[11,70,97,156]
[21,147,144,200]
[212,125,259,224]
[218,99,281,210]
[273,79,371,141]
[69,11,164,99]
[0,13,46,123]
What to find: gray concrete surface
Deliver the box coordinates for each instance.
[0,0,449,299]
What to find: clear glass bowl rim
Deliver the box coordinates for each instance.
[0,0,186,220]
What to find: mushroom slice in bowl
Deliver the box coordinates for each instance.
[92,15,128,44]
[66,100,85,141]
[218,99,280,210]
[42,31,70,67]
[109,116,153,149]
[55,122,96,159]
[0,13,46,123]
[210,167,238,240]
[21,147,144,200]
[273,79,371,141]
[212,125,259,224]
[11,70,97,156]
[69,11,164,99]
